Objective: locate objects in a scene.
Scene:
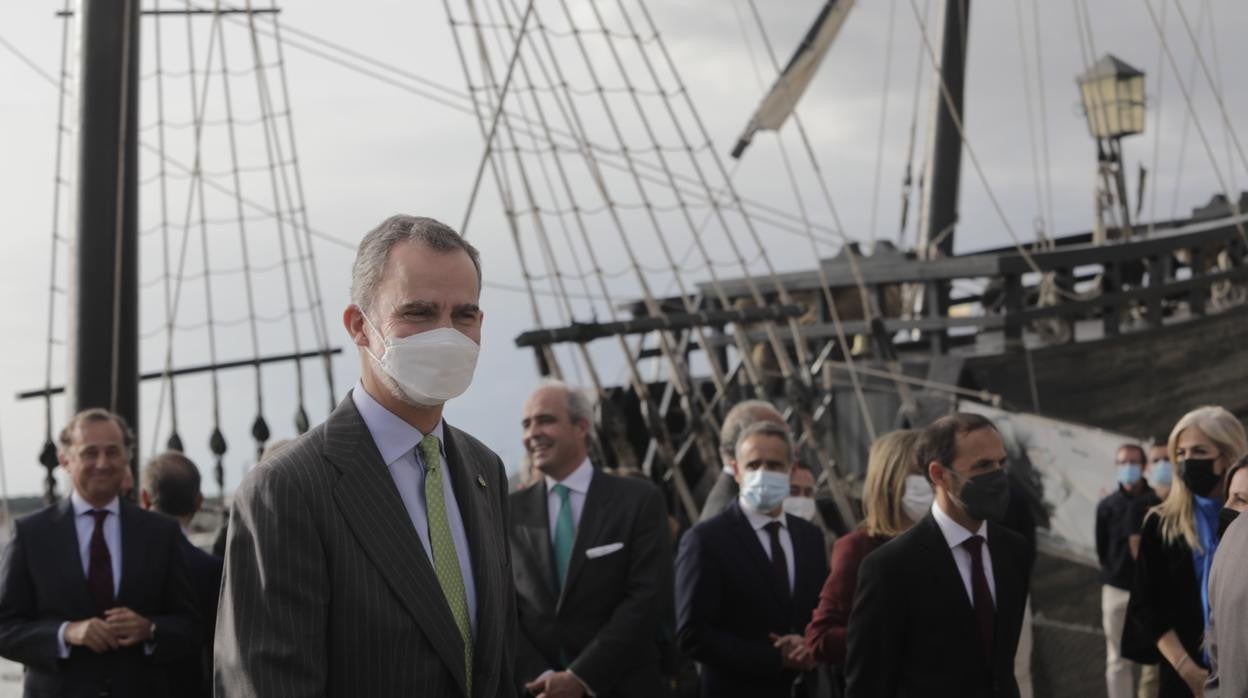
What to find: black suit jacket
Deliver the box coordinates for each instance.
[510,469,672,697]
[215,393,517,698]
[698,472,739,524]
[844,513,1031,698]
[0,498,200,698]
[169,538,222,698]
[676,500,827,698]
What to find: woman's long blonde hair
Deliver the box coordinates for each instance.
[1153,405,1248,551]
[861,429,921,537]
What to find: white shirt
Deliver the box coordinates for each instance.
[739,496,795,593]
[931,499,997,606]
[544,459,593,541]
[352,383,478,635]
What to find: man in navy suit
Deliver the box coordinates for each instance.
[141,450,223,698]
[676,420,827,698]
[0,408,200,698]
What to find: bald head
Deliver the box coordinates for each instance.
[719,399,786,468]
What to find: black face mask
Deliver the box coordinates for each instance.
[948,468,1011,523]
[1180,458,1222,498]
[1217,507,1240,541]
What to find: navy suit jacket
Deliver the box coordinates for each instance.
[0,498,201,698]
[170,537,222,698]
[676,500,827,698]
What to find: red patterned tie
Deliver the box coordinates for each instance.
[87,510,114,616]
[962,535,994,657]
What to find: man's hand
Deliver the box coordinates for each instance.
[524,670,587,698]
[1178,659,1208,698]
[770,633,816,672]
[103,607,153,647]
[64,618,119,653]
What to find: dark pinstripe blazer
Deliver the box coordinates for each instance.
[214,393,516,698]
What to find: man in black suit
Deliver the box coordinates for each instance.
[699,400,787,523]
[0,408,200,698]
[510,381,672,698]
[677,421,827,698]
[141,450,223,698]
[844,412,1032,698]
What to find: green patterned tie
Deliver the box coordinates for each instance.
[552,483,575,592]
[419,434,473,695]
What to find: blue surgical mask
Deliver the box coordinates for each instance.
[740,469,790,512]
[1117,463,1143,486]
[1148,459,1173,487]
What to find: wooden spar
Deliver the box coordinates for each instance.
[69,0,142,498]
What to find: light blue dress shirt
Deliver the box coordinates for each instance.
[352,384,478,635]
[57,491,128,657]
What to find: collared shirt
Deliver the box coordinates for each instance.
[70,489,122,596]
[544,459,593,541]
[739,496,795,592]
[352,383,478,634]
[931,499,997,606]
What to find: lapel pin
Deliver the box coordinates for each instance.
[477,474,487,488]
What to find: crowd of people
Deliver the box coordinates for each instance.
[0,213,1243,698]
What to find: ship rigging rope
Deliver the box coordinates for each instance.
[1167,0,1248,213]
[1029,0,1056,249]
[243,0,314,424]
[152,0,184,447]
[1164,1,1209,221]
[1011,0,1048,243]
[898,0,932,248]
[459,0,536,238]
[1145,0,1168,237]
[38,0,76,454]
[867,0,899,247]
[188,2,848,244]
[904,0,1046,277]
[740,0,883,440]
[1143,0,1248,244]
[215,0,267,452]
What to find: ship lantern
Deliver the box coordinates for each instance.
[1078,54,1146,140]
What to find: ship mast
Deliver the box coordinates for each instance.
[69,0,141,488]
[920,0,970,352]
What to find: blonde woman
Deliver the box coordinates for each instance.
[803,430,925,671]
[1123,406,1248,697]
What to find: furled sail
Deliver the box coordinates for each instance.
[730,0,856,159]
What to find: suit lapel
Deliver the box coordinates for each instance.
[53,499,93,617]
[987,523,1021,657]
[917,515,985,655]
[116,500,145,606]
[443,424,501,695]
[325,396,468,696]
[727,502,789,614]
[515,481,558,614]
[558,470,607,611]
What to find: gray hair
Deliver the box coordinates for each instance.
[719,399,785,461]
[350,215,483,312]
[734,420,795,462]
[540,379,594,425]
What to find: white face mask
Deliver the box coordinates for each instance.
[740,469,791,513]
[901,474,934,523]
[782,496,817,522]
[364,317,480,407]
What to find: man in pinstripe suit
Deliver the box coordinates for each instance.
[215,215,516,697]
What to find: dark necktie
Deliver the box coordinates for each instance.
[962,535,994,657]
[764,521,790,601]
[87,510,114,616]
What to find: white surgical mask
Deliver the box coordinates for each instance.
[741,469,791,513]
[901,474,934,523]
[782,496,817,522]
[364,317,480,407]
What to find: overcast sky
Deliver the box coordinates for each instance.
[1,0,1245,499]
